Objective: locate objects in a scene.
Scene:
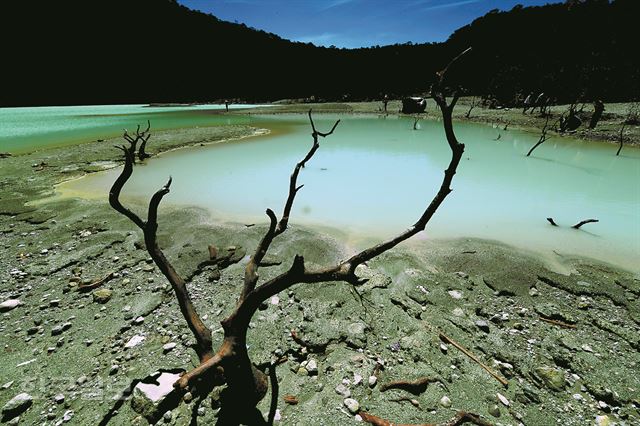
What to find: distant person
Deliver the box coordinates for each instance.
[383,94,389,113]
[224,100,230,112]
[523,92,533,114]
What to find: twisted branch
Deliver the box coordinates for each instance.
[109,127,213,362]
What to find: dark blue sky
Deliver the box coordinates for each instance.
[178,0,557,48]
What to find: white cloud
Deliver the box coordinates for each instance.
[422,0,481,11]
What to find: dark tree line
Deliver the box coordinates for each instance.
[1,0,638,107]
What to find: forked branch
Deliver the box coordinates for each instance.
[109,130,213,362]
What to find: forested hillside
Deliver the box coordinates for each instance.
[2,0,637,106]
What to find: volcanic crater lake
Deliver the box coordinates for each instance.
[56,113,640,272]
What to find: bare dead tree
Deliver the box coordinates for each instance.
[526,114,551,157]
[413,114,421,130]
[464,96,479,119]
[546,217,598,229]
[109,48,472,423]
[122,120,152,163]
[617,120,627,156]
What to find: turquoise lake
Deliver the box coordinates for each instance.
[56,113,640,273]
[0,104,264,153]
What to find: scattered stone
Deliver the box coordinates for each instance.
[162,342,177,353]
[2,393,33,421]
[76,375,88,385]
[475,320,490,332]
[368,376,377,388]
[448,290,463,299]
[595,415,613,426]
[92,289,112,304]
[109,365,120,375]
[62,409,74,422]
[125,335,146,349]
[305,359,318,375]
[353,373,363,386]
[335,384,351,398]
[0,299,21,312]
[439,395,452,408]
[488,404,501,417]
[163,410,172,422]
[452,307,465,317]
[534,366,566,391]
[54,394,65,404]
[344,398,360,414]
[346,322,368,349]
[496,392,509,407]
[183,392,193,403]
[134,316,145,325]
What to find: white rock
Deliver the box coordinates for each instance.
[305,359,318,374]
[452,307,465,317]
[343,398,360,414]
[124,335,146,349]
[335,383,351,398]
[439,395,452,408]
[497,392,510,406]
[353,373,363,386]
[270,295,279,305]
[368,376,377,387]
[0,299,21,312]
[163,342,177,353]
[273,409,281,421]
[447,290,463,299]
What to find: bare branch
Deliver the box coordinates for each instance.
[110,127,213,363]
[242,208,278,301]
[572,218,599,229]
[109,145,145,229]
[275,110,340,236]
[546,217,558,226]
[526,114,551,157]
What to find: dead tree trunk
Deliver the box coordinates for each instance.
[526,115,551,157]
[617,120,627,156]
[110,48,471,423]
[413,114,420,130]
[465,96,478,119]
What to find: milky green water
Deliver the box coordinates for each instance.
[58,114,640,273]
[0,104,266,153]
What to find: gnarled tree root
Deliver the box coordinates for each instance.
[380,377,442,395]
